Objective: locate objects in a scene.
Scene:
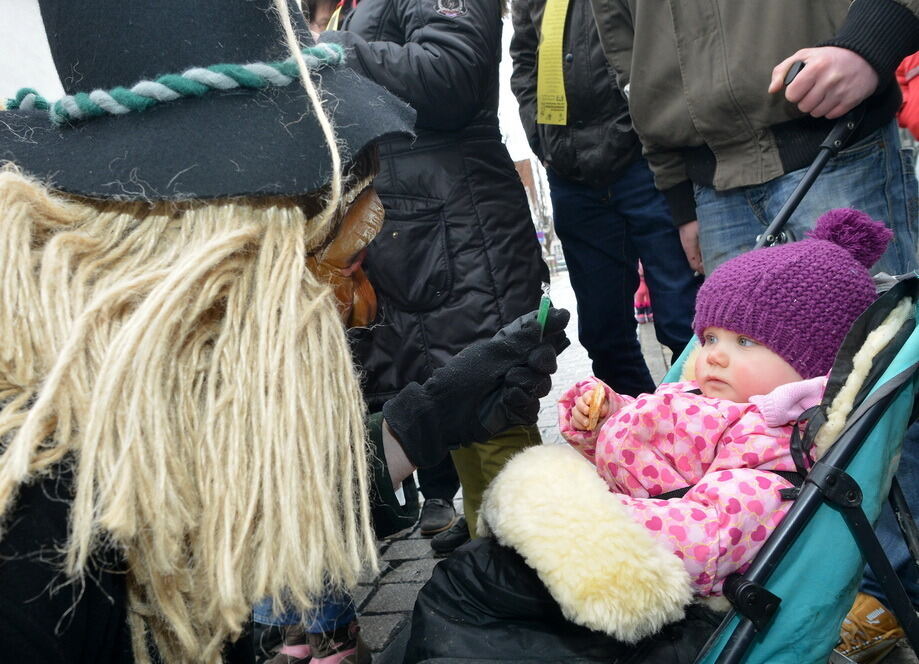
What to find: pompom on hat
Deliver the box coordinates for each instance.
[693,208,893,379]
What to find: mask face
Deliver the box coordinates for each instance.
[308,187,385,327]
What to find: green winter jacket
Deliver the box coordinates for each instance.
[588,0,919,223]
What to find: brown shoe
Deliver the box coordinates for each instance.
[835,593,906,664]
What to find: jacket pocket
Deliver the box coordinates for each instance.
[366,195,453,312]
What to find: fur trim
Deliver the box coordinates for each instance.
[478,445,693,642]
[699,595,732,613]
[680,345,699,381]
[814,297,913,458]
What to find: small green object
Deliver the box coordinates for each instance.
[536,294,551,340]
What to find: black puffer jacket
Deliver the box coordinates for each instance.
[323,0,547,408]
[509,0,640,188]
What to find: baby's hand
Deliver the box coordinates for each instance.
[571,383,608,431]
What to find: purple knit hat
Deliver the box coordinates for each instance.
[693,209,892,379]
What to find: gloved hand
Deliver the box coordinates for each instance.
[382,307,570,468]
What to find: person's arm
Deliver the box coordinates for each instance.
[898,54,919,140]
[614,467,793,595]
[508,0,544,161]
[366,303,570,537]
[769,0,919,119]
[365,412,421,538]
[589,0,697,227]
[320,0,502,131]
[557,378,632,463]
[382,307,570,469]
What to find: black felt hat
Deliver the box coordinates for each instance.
[0,0,415,200]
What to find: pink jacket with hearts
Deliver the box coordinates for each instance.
[558,377,825,597]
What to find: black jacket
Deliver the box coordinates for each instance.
[323,0,546,408]
[0,471,133,664]
[405,537,724,663]
[509,0,640,188]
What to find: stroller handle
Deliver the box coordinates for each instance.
[754,62,867,250]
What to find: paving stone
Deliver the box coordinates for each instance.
[362,583,426,615]
[353,583,375,610]
[884,639,919,664]
[382,538,435,561]
[359,613,410,652]
[401,525,425,541]
[360,560,390,584]
[383,558,442,583]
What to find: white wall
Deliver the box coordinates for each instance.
[0,0,63,100]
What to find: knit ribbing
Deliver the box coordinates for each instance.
[818,0,919,82]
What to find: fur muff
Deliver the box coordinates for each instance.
[478,444,693,643]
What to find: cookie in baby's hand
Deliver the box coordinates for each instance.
[587,382,605,431]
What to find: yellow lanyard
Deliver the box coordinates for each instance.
[536,0,570,125]
[327,5,343,31]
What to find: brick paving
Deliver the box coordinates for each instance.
[359,269,673,657]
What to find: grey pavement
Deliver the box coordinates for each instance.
[358,269,673,657]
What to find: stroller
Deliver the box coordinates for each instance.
[685,71,919,664]
[678,273,919,664]
[396,70,919,664]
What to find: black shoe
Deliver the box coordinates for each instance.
[419,498,456,536]
[431,515,470,555]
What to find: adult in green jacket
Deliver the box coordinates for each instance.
[589,0,919,274]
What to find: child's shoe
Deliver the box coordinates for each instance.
[834,592,905,664]
[309,620,371,664]
[265,624,311,664]
[636,305,653,324]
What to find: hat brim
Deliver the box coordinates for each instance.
[0,66,415,200]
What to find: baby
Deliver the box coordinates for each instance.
[559,208,892,598]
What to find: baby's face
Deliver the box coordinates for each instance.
[694,327,803,403]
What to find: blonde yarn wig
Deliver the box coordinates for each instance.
[0,161,378,662]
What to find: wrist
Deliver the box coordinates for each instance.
[382,419,416,488]
[818,0,919,82]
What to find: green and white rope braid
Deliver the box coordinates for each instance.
[7,88,51,112]
[6,43,345,126]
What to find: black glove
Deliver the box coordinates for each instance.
[382,307,570,468]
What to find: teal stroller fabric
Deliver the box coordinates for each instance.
[661,278,919,664]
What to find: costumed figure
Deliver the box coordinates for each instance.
[0,1,568,662]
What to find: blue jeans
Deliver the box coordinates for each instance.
[252,591,355,632]
[547,158,701,396]
[861,422,919,607]
[695,120,919,275]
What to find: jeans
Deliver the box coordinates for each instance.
[417,453,460,502]
[547,158,701,396]
[252,590,355,632]
[695,120,919,275]
[861,422,919,607]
